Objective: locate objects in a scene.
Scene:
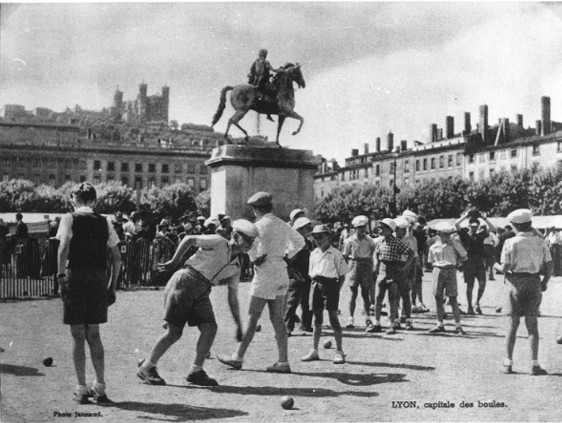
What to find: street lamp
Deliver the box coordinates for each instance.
[391,151,400,217]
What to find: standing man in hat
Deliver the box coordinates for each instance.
[394,216,417,330]
[494,209,553,375]
[427,222,468,334]
[284,216,314,335]
[218,192,304,373]
[137,219,259,386]
[343,215,376,331]
[454,210,496,315]
[369,218,413,334]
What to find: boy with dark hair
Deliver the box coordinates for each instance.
[301,225,349,364]
[57,183,121,404]
[495,209,553,375]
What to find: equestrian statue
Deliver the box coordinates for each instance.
[211,49,306,147]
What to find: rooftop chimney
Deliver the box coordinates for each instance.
[331,159,338,171]
[516,114,523,127]
[375,137,381,152]
[364,143,369,155]
[479,105,488,144]
[446,116,454,139]
[351,148,359,157]
[429,124,437,142]
[400,140,407,151]
[437,128,443,140]
[387,132,394,151]
[536,120,542,136]
[541,96,551,135]
[464,112,471,132]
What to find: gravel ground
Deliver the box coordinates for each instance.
[1,273,562,422]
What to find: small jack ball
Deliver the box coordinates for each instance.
[281,396,294,410]
[43,357,53,367]
[323,340,332,349]
[557,335,562,345]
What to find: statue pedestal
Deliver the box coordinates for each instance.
[206,145,319,221]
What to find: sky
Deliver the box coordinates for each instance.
[1,2,562,163]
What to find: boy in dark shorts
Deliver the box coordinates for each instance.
[495,209,553,375]
[301,225,349,364]
[136,219,258,386]
[56,183,121,404]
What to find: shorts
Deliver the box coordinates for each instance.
[432,267,458,297]
[62,268,108,325]
[162,267,216,327]
[310,276,340,312]
[347,261,374,289]
[463,258,486,285]
[504,273,542,317]
[250,260,289,300]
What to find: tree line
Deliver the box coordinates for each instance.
[0,180,210,221]
[314,163,562,223]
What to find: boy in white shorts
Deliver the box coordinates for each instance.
[218,192,304,373]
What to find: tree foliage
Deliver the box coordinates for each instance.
[139,183,197,221]
[314,164,562,223]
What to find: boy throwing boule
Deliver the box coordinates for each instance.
[137,219,258,386]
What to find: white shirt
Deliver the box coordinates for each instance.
[56,206,120,248]
[501,232,552,274]
[248,213,305,284]
[309,246,349,279]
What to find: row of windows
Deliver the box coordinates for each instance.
[1,157,80,168]
[92,160,207,174]
[2,171,209,191]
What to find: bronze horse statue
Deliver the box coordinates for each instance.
[211,63,306,146]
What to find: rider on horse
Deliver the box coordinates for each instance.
[248,49,277,122]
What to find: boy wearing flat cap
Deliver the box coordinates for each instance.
[137,219,258,387]
[427,221,467,334]
[218,192,304,373]
[343,215,376,331]
[302,225,349,364]
[495,209,553,375]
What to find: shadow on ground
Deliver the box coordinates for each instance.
[205,384,379,398]
[112,401,248,421]
[0,363,45,376]
[347,361,435,371]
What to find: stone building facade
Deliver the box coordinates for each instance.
[0,122,218,194]
[110,83,169,125]
[315,96,562,200]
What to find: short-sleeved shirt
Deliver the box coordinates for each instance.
[375,236,411,263]
[56,206,120,248]
[428,238,467,267]
[309,246,349,279]
[500,232,552,274]
[343,233,376,260]
[184,234,234,285]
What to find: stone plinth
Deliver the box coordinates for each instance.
[206,145,319,221]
